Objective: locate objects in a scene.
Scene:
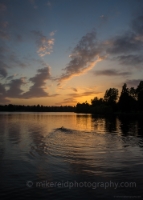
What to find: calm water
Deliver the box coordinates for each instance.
[0,112,143,200]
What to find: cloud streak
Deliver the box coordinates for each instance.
[118,54,143,66]
[93,69,131,76]
[68,91,102,98]
[58,31,103,84]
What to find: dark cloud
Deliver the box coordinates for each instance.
[6,74,18,80]
[0,83,9,104]
[0,66,56,103]
[58,31,103,84]
[0,60,8,77]
[131,15,143,35]
[105,12,143,66]
[0,67,7,77]
[23,66,51,98]
[0,45,29,71]
[118,54,143,66]
[9,54,28,68]
[93,69,131,76]
[0,82,6,94]
[6,78,26,98]
[107,32,142,55]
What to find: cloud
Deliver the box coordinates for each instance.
[58,31,103,84]
[0,44,29,71]
[0,66,57,102]
[55,98,77,106]
[131,15,143,35]
[9,54,28,68]
[0,83,9,104]
[0,67,7,78]
[32,31,55,57]
[71,88,78,92]
[23,66,51,98]
[6,74,18,80]
[93,69,131,76]
[6,77,26,98]
[118,54,143,66]
[106,12,143,61]
[106,32,142,55]
[48,93,59,97]
[125,79,142,88]
[0,83,6,94]
[0,61,8,78]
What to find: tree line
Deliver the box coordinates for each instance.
[0,104,75,112]
[76,81,143,115]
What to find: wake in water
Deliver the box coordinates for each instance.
[54,126,74,133]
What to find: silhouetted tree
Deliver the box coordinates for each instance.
[129,87,137,111]
[104,88,118,103]
[76,101,90,113]
[118,83,130,112]
[118,83,137,112]
[91,97,104,107]
[136,81,143,111]
[104,88,118,112]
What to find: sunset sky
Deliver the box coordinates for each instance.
[0,0,143,106]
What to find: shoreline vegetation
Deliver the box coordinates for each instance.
[0,81,143,116]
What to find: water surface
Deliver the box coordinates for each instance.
[0,112,143,199]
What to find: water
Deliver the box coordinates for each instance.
[0,112,143,199]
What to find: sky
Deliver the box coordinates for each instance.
[0,0,143,106]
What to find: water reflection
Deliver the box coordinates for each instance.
[118,116,141,136]
[0,113,143,199]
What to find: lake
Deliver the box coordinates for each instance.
[0,112,143,199]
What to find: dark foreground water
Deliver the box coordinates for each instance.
[0,112,143,200]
